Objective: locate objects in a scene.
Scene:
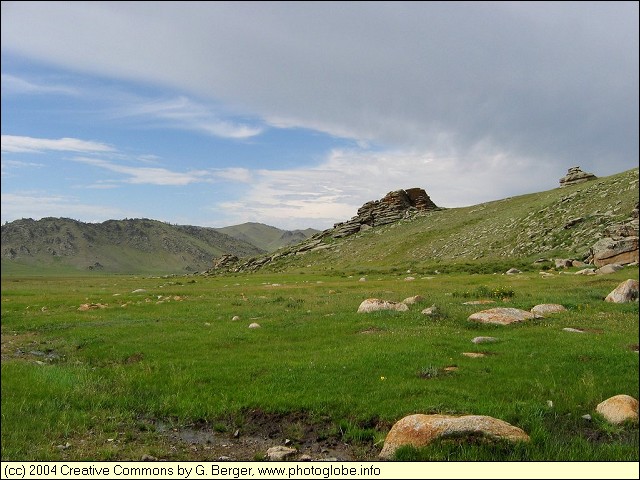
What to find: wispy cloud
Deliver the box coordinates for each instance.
[1,73,78,96]
[72,156,212,186]
[116,96,264,139]
[1,135,114,154]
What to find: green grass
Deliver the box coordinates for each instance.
[1,266,638,461]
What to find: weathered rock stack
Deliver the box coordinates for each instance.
[559,166,597,187]
[332,188,438,238]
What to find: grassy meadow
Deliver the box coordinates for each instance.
[1,265,638,461]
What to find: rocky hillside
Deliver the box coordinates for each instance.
[208,168,638,274]
[1,218,265,274]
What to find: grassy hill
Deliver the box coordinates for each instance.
[248,168,638,274]
[0,218,265,275]
[215,222,319,252]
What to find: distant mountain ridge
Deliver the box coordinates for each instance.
[214,222,319,252]
[0,218,317,274]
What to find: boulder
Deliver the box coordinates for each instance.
[530,304,567,317]
[591,237,639,267]
[248,322,261,329]
[506,268,521,275]
[468,307,535,325]
[596,395,639,424]
[379,414,530,459]
[357,298,409,313]
[595,264,624,275]
[402,295,424,305]
[604,279,639,303]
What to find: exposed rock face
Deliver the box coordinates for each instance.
[604,279,639,303]
[332,188,438,238]
[379,414,530,459]
[591,237,639,267]
[596,395,639,424]
[559,166,597,187]
[468,307,535,325]
[212,254,240,270]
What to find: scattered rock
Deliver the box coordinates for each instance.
[530,304,567,317]
[506,268,521,275]
[357,298,409,313]
[595,264,624,275]
[402,295,424,305]
[463,300,495,305]
[471,336,499,344]
[141,454,157,461]
[582,414,592,421]
[575,268,596,275]
[266,445,297,461]
[404,276,415,281]
[379,414,530,459]
[468,308,535,325]
[232,316,240,321]
[604,279,639,303]
[562,327,585,333]
[359,277,366,282]
[77,303,107,311]
[596,395,639,424]
[462,352,486,358]
[421,305,438,316]
[131,289,146,293]
[248,323,261,329]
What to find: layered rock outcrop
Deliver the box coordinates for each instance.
[589,201,639,267]
[332,188,438,238]
[559,166,597,187]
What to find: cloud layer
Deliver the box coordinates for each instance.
[1,3,637,229]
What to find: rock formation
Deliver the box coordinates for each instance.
[206,187,439,273]
[559,166,597,187]
[332,188,438,238]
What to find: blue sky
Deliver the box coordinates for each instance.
[2,2,638,230]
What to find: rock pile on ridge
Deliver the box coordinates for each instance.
[559,166,597,187]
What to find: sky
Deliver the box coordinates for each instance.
[1,2,638,230]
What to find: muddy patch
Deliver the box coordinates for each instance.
[148,410,384,461]
[1,331,65,365]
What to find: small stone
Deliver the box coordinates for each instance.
[141,454,157,461]
[462,352,486,358]
[232,315,240,321]
[582,414,592,421]
[248,323,261,329]
[471,336,499,344]
[266,445,297,461]
[562,328,585,333]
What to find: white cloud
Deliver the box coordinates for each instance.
[72,157,212,186]
[115,96,263,139]
[1,135,114,154]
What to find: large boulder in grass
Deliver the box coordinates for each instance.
[596,395,639,424]
[468,307,535,325]
[591,237,639,267]
[604,279,639,303]
[379,414,530,459]
[357,298,409,313]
